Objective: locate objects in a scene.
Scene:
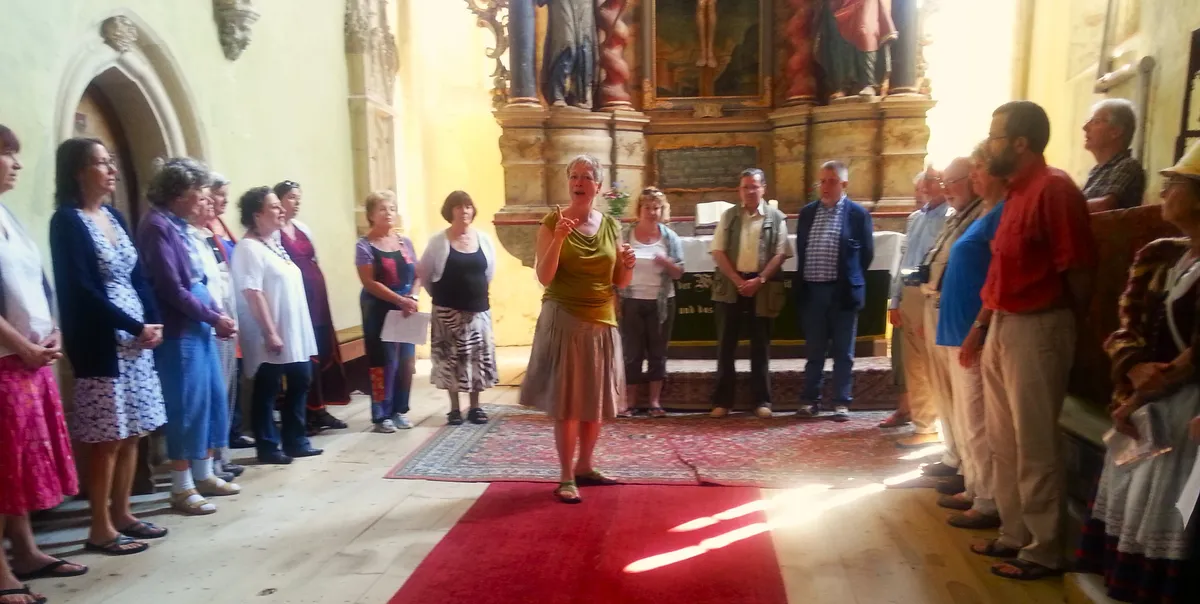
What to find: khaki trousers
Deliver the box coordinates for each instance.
[944,345,995,515]
[899,286,937,434]
[923,295,958,468]
[982,309,1074,569]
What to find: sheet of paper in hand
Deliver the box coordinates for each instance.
[381,310,430,345]
[1103,404,1174,467]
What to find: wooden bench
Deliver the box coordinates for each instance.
[336,326,370,395]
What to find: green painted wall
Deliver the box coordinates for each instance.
[0,1,363,328]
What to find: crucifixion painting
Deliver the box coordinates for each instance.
[695,0,717,68]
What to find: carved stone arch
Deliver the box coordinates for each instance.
[55,11,209,182]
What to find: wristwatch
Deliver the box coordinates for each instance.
[972,320,989,331]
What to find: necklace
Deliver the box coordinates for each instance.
[253,232,292,264]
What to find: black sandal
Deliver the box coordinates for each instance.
[84,534,148,556]
[447,410,464,426]
[970,539,1019,558]
[14,558,88,581]
[467,408,488,424]
[118,520,168,540]
[0,586,46,604]
[990,558,1064,581]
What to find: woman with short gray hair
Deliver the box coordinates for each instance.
[136,157,241,516]
[519,154,636,503]
[205,172,252,448]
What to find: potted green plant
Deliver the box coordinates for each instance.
[603,184,631,218]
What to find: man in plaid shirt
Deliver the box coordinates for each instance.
[1082,98,1146,212]
[792,161,874,422]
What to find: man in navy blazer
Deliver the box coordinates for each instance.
[792,160,874,421]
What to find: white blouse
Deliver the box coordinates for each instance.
[627,238,672,301]
[188,225,234,315]
[231,237,317,377]
[0,205,54,359]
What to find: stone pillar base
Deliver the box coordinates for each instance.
[493,106,649,265]
[768,104,813,208]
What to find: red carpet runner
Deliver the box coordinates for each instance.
[390,483,788,604]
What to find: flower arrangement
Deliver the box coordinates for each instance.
[603,183,631,218]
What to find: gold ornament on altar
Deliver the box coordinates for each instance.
[464,0,512,111]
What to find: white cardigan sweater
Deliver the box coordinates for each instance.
[417,229,496,296]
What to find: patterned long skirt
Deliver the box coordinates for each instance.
[430,305,499,393]
[0,355,79,515]
[1076,385,1200,603]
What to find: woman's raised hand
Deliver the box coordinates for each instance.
[553,206,578,240]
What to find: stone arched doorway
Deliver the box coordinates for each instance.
[56,13,207,213]
[54,12,207,494]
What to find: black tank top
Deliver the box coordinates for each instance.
[431,247,489,312]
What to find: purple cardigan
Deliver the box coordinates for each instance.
[135,208,221,338]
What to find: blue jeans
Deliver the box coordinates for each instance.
[800,282,858,406]
[371,342,415,423]
[252,362,313,455]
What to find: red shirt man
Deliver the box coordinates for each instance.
[981,156,1098,313]
[960,101,1097,581]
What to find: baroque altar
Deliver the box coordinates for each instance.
[465,0,935,265]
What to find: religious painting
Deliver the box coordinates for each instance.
[646,0,770,108]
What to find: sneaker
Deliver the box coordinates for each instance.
[710,407,730,419]
[375,419,397,433]
[832,406,851,422]
[754,405,773,419]
[393,414,413,429]
[794,405,817,419]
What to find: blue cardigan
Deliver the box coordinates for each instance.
[792,198,875,311]
[49,205,159,378]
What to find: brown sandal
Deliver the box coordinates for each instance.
[648,407,667,418]
[991,559,1063,581]
[970,539,1020,558]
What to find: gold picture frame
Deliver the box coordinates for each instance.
[642,0,773,111]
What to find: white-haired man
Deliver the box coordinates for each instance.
[1082,98,1146,212]
[889,168,950,447]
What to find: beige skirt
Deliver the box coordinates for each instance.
[519,300,624,421]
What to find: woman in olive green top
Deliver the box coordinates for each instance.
[519,154,636,504]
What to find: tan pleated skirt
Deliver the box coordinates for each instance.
[519,300,624,421]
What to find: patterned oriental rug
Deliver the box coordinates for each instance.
[387,405,939,488]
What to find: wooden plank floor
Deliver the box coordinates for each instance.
[29,351,1065,604]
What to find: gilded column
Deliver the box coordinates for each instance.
[783,0,817,105]
[508,0,539,105]
[596,0,633,109]
[887,0,920,96]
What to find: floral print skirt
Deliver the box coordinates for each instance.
[0,355,79,515]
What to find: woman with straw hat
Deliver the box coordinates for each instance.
[1076,142,1200,602]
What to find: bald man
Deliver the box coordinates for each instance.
[914,156,989,495]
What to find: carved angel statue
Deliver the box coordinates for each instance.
[536,0,596,108]
[696,0,717,68]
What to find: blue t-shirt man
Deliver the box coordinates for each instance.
[937,202,1006,347]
